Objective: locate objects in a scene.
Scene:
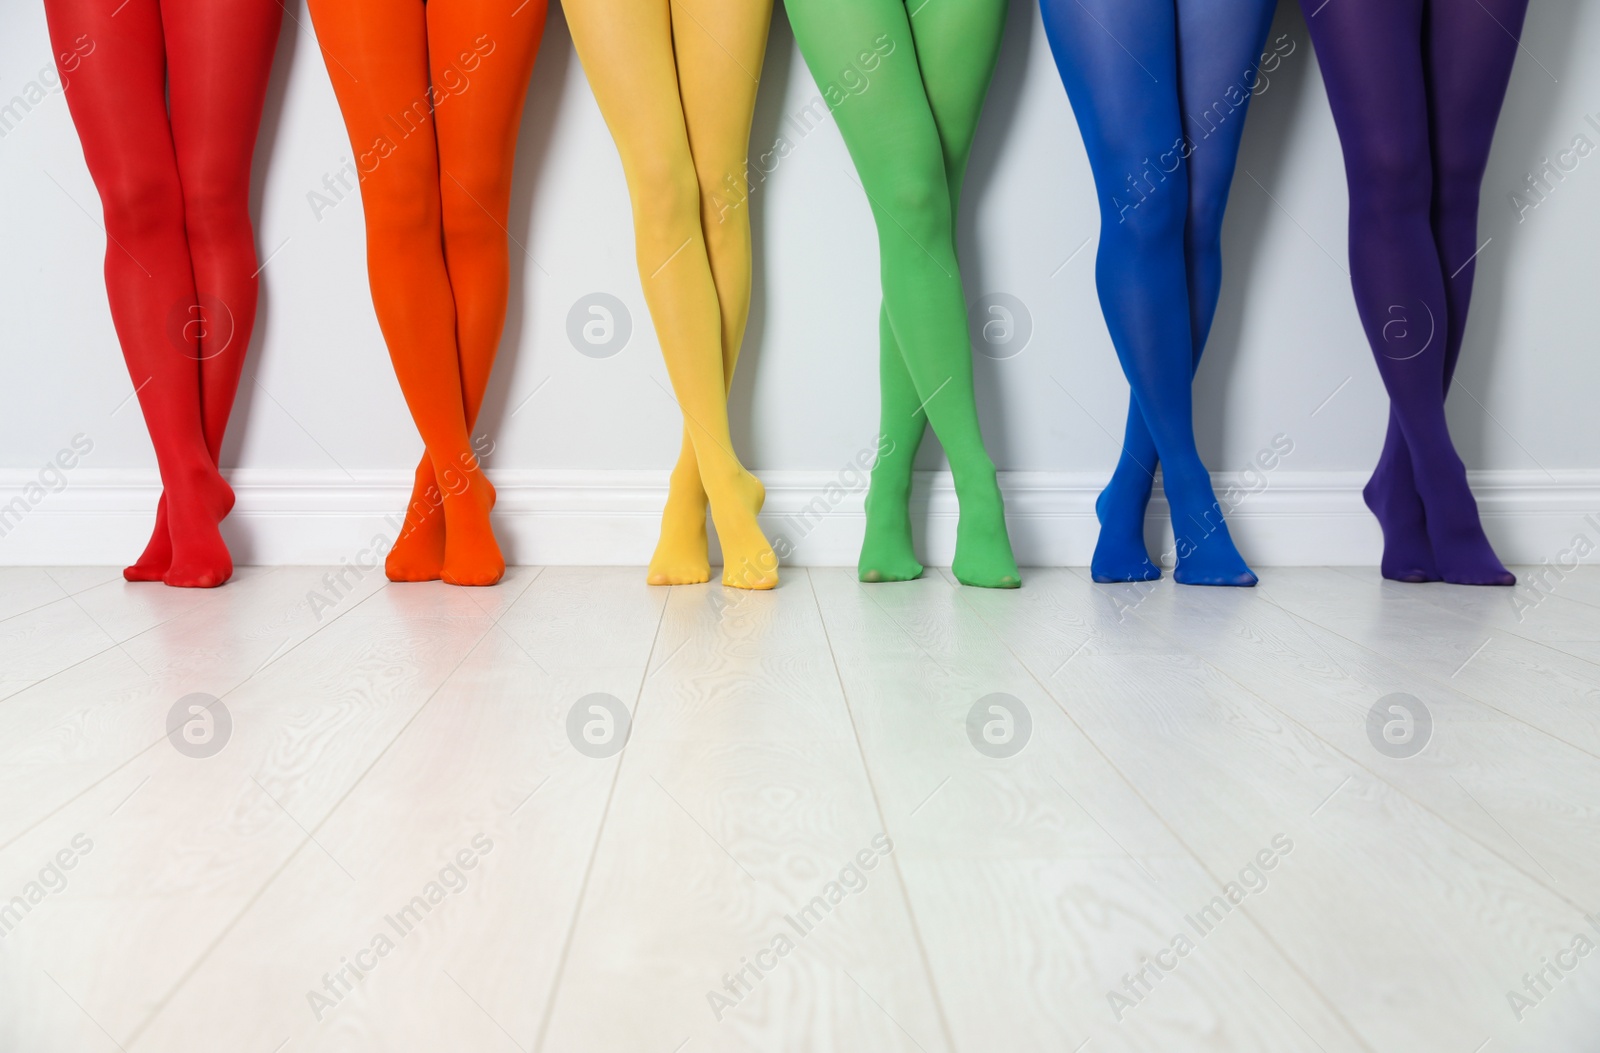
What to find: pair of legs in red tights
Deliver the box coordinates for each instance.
[305,0,550,586]
[44,0,283,587]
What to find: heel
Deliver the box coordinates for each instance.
[950,463,1020,589]
[701,462,777,590]
[162,462,235,589]
[439,463,504,587]
[1165,472,1255,588]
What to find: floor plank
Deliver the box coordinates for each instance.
[538,572,952,1053]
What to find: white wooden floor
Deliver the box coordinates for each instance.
[1,565,1598,1053]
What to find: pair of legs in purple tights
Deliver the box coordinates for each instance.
[1306,0,1527,585]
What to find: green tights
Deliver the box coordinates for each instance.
[784,0,1020,588]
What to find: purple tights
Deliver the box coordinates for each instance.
[1303,0,1528,585]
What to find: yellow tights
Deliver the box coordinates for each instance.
[564,0,777,590]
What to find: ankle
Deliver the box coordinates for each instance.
[439,466,492,509]
[165,459,230,508]
[949,457,998,492]
[1160,463,1219,512]
[867,466,912,500]
[667,463,707,496]
[1107,461,1156,498]
[697,456,753,497]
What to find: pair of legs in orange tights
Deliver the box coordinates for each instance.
[44,0,283,587]
[306,0,550,585]
[565,0,778,590]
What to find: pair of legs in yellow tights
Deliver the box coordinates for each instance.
[565,0,779,590]
[306,0,549,585]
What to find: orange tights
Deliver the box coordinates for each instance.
[305,0,549,585]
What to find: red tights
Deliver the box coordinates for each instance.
[44,0,283,587]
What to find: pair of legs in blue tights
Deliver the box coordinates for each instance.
[1305,0,1524,585]
[1040,0,1277,587]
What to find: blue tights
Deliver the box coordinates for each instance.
[1040,0,1278,586]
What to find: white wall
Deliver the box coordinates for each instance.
[2,2,1598,568]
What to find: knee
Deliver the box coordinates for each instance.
[439,206,505,259]
[1434,154,1494,220]
[1104,171,1187,255]
[180,175,252,246]
[870,164,951,246]
[440,163,512,248]
[626,151,701,252]
[1346,141,1433,226]
[98,169,185,242]
[359,172,441,248]
[1183,173,1232,259]
[695,155,752,229]
[698,176,752,256]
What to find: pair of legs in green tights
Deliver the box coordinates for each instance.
[786,0,1021,589]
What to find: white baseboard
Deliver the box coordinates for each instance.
[0,468,1597,568]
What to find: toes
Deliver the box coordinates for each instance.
[163,567,230,589]
[858,563,924,584]
[442,568,505,587]
[1092,562,1161,584]
[722,573,777,591]
[387,568,442,583]
[953,568,1023,589]
[647,568,712,586]
[1383,568,1438,584]
[1441,570,1516,587]
[1173,569,1258,588]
